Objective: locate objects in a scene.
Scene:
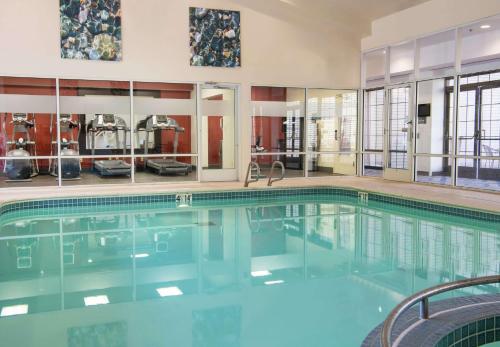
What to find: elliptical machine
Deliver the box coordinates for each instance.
[3,113,39,181]
[50,114,81,180]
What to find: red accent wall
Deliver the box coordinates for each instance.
[208,116,223,166]
[251,86,287,101]
[251,87,287,164]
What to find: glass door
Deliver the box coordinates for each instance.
[478,85,500,181]
[383,85,414,181]
[199,84,238,181]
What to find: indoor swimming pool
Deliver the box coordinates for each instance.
[0,189,498,347]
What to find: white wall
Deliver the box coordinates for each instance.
[0,0,360,181]
[416,79,446,174]
[362,0,500,50]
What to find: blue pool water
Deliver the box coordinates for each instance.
[0,193,498,347]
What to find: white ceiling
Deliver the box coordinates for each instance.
[232,0,431,38]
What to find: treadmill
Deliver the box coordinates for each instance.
[88,114,131,176]
[137,115,192,175]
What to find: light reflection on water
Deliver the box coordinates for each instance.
[0,197,498,347]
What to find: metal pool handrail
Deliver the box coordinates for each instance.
[381,275,500,347]
[244,161,261,187]
[267,161,285,186]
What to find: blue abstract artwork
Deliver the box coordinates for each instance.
[60,0,122,61]
[189,8,241,67]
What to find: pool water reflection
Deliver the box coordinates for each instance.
[0,196,498,347]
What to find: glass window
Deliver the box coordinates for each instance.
[416,78,452,155]
[363,49,386,88]
[456,72,500,190]
[308,153,356,177]
[133,82,197,182]
[134,156,197,183]
[363,89,385,176]
[388,87,410,170]
[415,156,452,185]
[201,87,236,170]
[363,89,384,152]
[133,82,197,155]
[59,79,131,185]
[307,89,357,153]
[251,154,304,178]
[251,87,305,153]
[456,158,500,191]
[60,156,132,186]
[0,77,58,187]
[418,30,456,79]
[390,42,415,84]
[460,17,500,73]
[363,153,384,177]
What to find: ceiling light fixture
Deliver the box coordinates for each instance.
[0,304,28,317]
[84,295,109,306]
[131,253,149,258]
[265,280,285,285]
[279,0,298,6]
[251,270,272,277]
[156,286,183,297]
[480,24,491,29]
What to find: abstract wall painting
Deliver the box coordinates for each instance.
[189,8,241,68]
[60,0,122,61]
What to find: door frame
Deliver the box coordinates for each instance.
[198,83,240,182]
[383,83,415,182]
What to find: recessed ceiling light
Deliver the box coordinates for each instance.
[280,0,297,6]
[264,280,284,285]
[131,253,149,258]
[1,304,28,317]
[251,270,272,277]
[156,286,183,297]
[480,24,491,29]
[84,295,109,306]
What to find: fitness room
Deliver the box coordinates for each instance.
[0,1,500,347]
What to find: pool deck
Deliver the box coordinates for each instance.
[0,176,499,213]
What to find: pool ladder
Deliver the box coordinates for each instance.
[244,161,285,187]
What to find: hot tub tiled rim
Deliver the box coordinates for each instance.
[1,186,499,222]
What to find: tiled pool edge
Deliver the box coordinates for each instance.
[1,186,499,222]
[362,294,500,347]
[435,315,500,347]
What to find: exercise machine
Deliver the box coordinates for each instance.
[3,113,39,181]
[136,115,192,175]
[50,114,81,179]
[87,114,131,176]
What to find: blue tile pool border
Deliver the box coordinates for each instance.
[435,315,500,347]
[0,187,499,222]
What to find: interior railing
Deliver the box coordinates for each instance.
[267,161,285,186]
[381,275,500,347]
[244,161,286,187]
[244,161,261,187]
